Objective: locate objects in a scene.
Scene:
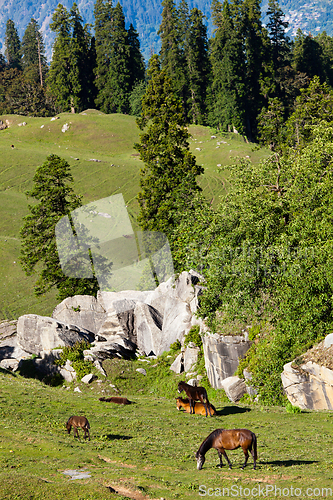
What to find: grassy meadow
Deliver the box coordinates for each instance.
[1,353,333,500]
[0,110,268,321]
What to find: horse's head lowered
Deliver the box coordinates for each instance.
[195,451,205,470]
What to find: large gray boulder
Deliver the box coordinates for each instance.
[281,361,333,410]
[134,302,163,356]
[52,295,106,334]
[158,295,192,355]
[183,344,200,372]
[0,332,33,362]
[98,290,150,312]
[202,333,252,389]
[17,314,94,356]
[221,376,247,402]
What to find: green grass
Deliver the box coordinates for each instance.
[0,111,269,320]
[1,357,333,500]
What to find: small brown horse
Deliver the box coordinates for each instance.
[196,428,257,470]
[176,397,216,416]
[178,381,212,417]
[66,416,90,441]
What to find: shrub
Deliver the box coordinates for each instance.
[184,325,202,348]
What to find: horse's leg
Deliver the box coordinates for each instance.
[250,448,256,469]
[84,427,90,440]
[217,451,224,468]
[74,426,80,440]
[221,449,232,469]
[241,449,249,469]
[199,396,208,417]
[189,399,193,414]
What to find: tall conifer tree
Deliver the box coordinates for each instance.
[103,2,131,113]
[48,3,93,112]
[186,8,210,124]
[94,0,144,113]
[22,18,48,86]
[208,0,246,132]
[128,23,145,90]
[5,19,21,70]
[158,0,188,114]
[240,0,268,139]
[135,55,203,236]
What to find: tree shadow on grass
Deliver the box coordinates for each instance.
[262,459,319,467]
[216,406,251,416]
[103,434,133,441]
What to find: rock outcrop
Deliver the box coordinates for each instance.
[17,314,94,356]
[202,333,252,389]
[281,361,333,410]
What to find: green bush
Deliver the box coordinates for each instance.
[54,340,96,380]
[285,402,301,414]
[184,325,202,348]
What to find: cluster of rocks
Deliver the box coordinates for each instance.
[9,266,333,410]
[0,271,206,383]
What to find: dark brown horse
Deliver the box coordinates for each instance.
[178,381,212,417]
[66,416,90,440]
[99,396,132,404]
[196,428,257,470]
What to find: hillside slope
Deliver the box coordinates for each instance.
[0,110,268,320]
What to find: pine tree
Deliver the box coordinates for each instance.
[22,18,48,86]
[20,154,99,300]
[208,0,246,132]
[292,29,324,81]
[70,4,95,110]
[48,3,93,112]
[158,0,188,114]
[240,0,268,139]
[186,8,210,124]
[266,0,290,74]
[94,0,113,101]
[102,2,131,113]
[5,19,21,70]
[94,0,141,113]
[134,55,203,236]
[47,5,73,111]
[127,23,145,90]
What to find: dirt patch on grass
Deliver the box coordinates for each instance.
[106,483,160,500]
[98,455,136,468]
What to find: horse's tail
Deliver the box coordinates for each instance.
[252,432,258,461]
[85,417,90,429]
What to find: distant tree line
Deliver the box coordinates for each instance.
[1,0,333,140]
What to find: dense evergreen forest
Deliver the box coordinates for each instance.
[2,0,333,140]
[5,0,333,404]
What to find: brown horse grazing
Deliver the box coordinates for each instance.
[176,397,216,416]
[66,416,90,441]
[196,428,257,470]
[178,381,212,417]
[99,396,132,405]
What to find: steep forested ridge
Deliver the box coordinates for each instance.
[0,0,332,61]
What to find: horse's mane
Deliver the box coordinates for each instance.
[198,429,223,455]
